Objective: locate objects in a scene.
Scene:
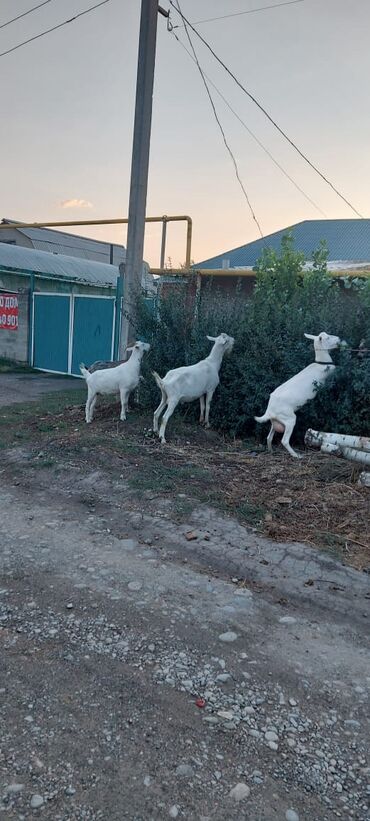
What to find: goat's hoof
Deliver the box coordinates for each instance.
[204,423,211,430]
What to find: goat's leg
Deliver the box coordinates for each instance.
[153,391,167,434]
[124,390,131,415]
[199,395,205,424]
[204,389,215,429]
[280,414,301,458]
[89,395,98,422]
[120,389,129,421]
[158,398,178,443]
[267,423,275,452]
[85,389,96,423]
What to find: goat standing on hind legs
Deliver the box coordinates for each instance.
[152,333,234,443]
[255,332,346,458]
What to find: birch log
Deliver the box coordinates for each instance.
[305,429,370,466]
[305,430,370,452]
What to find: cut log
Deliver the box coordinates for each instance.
[305,430,370,453]
[358,472,370,487]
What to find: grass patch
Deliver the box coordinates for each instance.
[316,531,346,557]
[172,497,196,520]
[127,463,210,494]
[0,390,85,449]
[32,458,56,469]
[0,358,35,374]
[235,500,266,526]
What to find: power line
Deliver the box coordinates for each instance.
[0,1,55,30]
[173,0,305,29]
[173,32,326,217]
[173,0,263,238]
[0,0,113,59]
[169,1,363,219]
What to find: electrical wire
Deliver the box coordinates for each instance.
[0,0,55,30]
[0,1,55,30]
[172,31,326,217]
[173,0,263,238]
[169,1,363,219]
[0,0,112,58]
[173,0,305,29]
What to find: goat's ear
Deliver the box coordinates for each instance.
[126,345,134,352]
[304,333,316,340]
[207,335,216,342]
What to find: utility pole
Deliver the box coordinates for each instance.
[119,0,160,357]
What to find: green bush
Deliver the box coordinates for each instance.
[136,234,370,441]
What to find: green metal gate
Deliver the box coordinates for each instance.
[32,293,116,375]
[71,296,115,376]
[33,294,70,373]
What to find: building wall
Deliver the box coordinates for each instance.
[0,228,33,248]
[200,274,255,297]
[0,268,117,364]
[158,273,255,306]
[0,226,125,266]
[0,287,29,362]
[0,269,115,297]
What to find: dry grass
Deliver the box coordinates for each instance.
[3,395,370,571]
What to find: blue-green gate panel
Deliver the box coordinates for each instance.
[71,297,115,376]
[33,295,70,373]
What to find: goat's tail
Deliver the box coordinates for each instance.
[254,411,270,424]
[79,363,90,380]
[152,370,163,390]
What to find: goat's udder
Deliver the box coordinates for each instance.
[272,420,285,433]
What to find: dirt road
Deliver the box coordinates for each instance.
[0,373,80,407]
[0,393,369,820]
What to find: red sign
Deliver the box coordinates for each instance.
[0,292,19,331]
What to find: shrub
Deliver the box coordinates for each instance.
[135,234,370,441]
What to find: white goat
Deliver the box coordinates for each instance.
[152,333,234,443]
[255,331,343,458]
[80,341,150,423]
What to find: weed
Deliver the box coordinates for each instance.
[0,358,35,374]
[235,500,265,526]
[316,530,346,557]
[172,497,195,520]
[32,458,56,469]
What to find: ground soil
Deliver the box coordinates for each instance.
[2,386,368,571]
[0,382,369,820]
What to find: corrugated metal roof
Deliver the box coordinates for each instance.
[195,219,370,269]
[2,221,126,266]
[0,242,119,286]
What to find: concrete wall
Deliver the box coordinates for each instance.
[0,288,29,362]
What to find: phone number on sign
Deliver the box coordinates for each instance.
[0,293,19,331]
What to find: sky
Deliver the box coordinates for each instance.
[1,0,370,268]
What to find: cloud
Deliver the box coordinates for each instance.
[60,198,93,209]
